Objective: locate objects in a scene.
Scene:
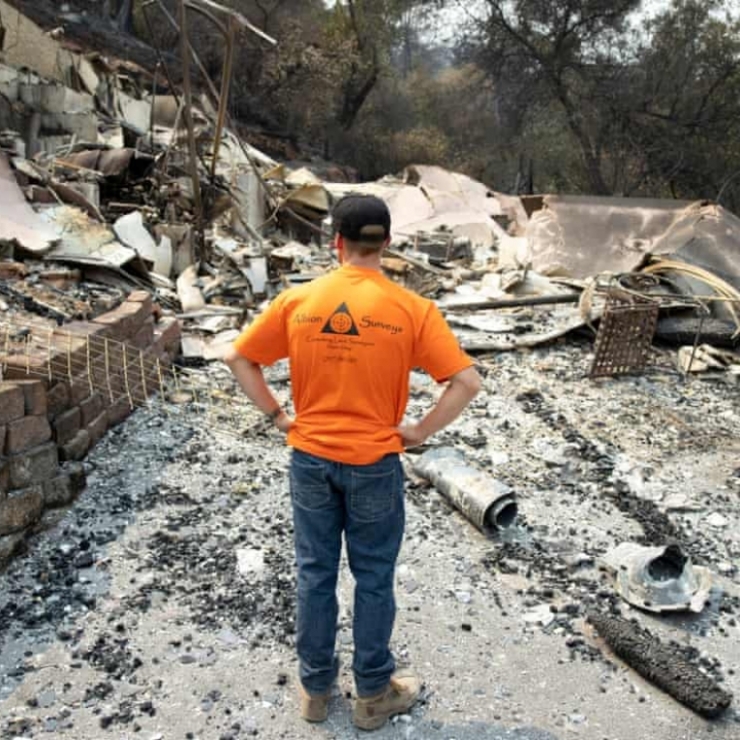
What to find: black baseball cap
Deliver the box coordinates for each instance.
[331,195,391,243]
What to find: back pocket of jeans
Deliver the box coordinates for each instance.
[350,464,398,523]
[290,457,332,510]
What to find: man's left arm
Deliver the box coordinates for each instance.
[224,348,293,432]
[397,365,480,447]
[399,303,481,447]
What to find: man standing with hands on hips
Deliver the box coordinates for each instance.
[225,194,481,730]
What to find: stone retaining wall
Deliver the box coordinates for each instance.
[0,291,181,567]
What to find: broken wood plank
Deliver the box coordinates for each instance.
[176,265,206,312]
[385,248,448,276]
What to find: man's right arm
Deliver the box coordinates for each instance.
[397,365,481,448]
[224,348,293,432]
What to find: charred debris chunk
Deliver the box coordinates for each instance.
[588,611,733,718]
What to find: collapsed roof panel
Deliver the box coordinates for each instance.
[325,180,434,234]
[524,195,740,326]
[325,169,509,249]
[404,164,505,219]
[526,195,695,278]
[650,203,740,293]
[38,205,136,268]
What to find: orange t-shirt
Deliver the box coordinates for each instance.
[233,264,473,464]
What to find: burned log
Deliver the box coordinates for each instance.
[588,612,733,718]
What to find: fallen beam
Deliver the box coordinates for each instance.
[444,294,581,312]
[588,612,733,718]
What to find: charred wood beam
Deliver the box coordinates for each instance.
[0,282,71,324]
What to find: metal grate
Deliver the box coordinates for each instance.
[590,291,660,377]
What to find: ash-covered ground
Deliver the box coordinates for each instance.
[1,339,740,740]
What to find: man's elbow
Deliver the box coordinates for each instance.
[223,346,241,369]
[454,366,483,399]
[224,346,257,372]
[466,368,483,398]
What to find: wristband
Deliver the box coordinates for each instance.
[266,407,282,422]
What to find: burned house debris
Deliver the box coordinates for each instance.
[601,543,712,615]
[587,611,733,719]
[0,2,739,739]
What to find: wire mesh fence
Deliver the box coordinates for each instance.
[0,315,274,439]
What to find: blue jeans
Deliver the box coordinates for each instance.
[289,448,405,698]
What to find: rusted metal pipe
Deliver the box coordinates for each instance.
[210,16,236,179]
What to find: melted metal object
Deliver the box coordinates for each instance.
[602,542,712,613]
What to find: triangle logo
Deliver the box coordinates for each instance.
[321,302,360,335]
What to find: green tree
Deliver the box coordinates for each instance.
[325,0,445,131]
[629,0,740,209]
[468,0,641,194]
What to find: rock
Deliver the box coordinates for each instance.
[523,604,555,627]
[706,513,729,528]
[236,548,265,576]
[37,690,56,708]
[73,551,94,569]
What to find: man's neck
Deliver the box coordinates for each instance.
[341,253,383,271]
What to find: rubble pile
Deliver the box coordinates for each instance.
[0,1,285,560]
[2,4,739,378]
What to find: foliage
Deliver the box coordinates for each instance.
[467,0,642,194]
[629,0,740,210]
[76,0,740,213]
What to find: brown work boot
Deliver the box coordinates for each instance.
[353,669,421,731]
[297,681,330,723]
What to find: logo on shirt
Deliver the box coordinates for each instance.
[321,302,360,335]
